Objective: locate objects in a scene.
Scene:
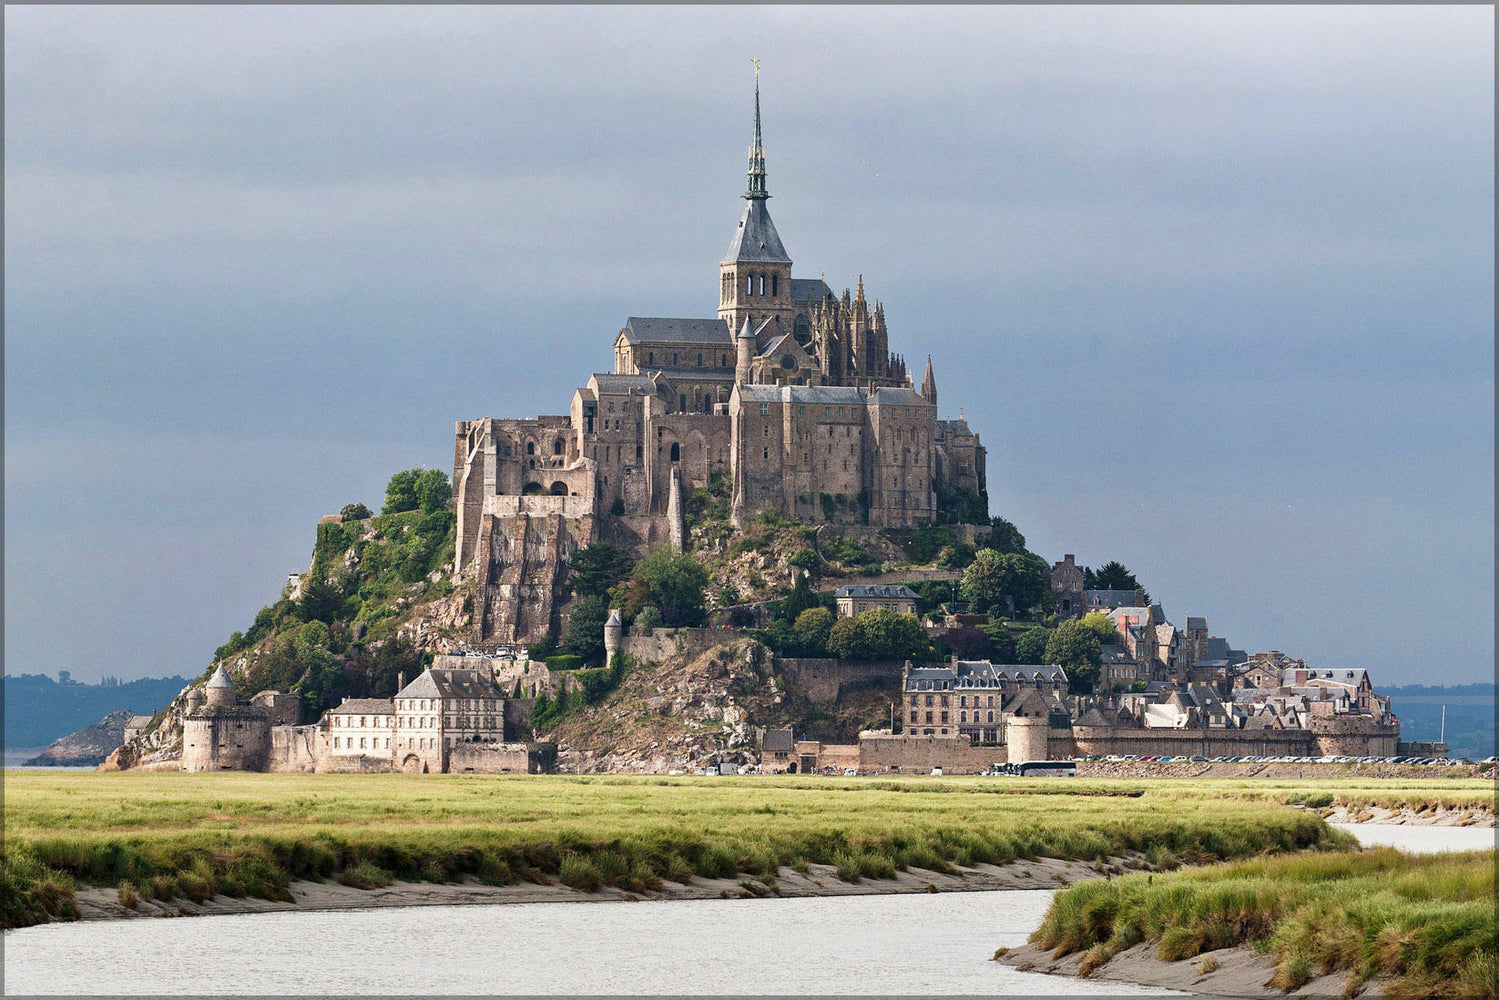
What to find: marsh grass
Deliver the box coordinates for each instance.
[0,772,1469,930]
[1031,848,1497,999]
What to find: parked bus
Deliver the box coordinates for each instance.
[986,760,1077,777]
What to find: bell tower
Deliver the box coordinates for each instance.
[719,62,793,342]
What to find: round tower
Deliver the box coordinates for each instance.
[603,607,623,666]
[205,662,238,708]
[1005,715,1050,764]
[185,687,204,714]
[735,317,757,385]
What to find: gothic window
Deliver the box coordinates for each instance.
[526,442,535,455]
[758,275,765,295]
[669,443,680,462]
[552,440,563,456]
[747,275,754,296]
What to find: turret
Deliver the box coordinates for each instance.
[205,662,237,708]
[735,317,756,385]
[920,355,937,408]
[603,608,623,667]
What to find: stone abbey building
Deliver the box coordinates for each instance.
[452,78,986,647]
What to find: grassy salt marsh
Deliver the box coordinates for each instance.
[0,771,1389,929]
[1029,847,1497,998]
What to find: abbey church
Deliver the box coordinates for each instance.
[452,78,986,647]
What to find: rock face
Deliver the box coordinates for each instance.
[27,710,133,767]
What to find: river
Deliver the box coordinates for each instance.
[4,825,1489,995]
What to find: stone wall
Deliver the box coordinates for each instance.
[1309,717,1401,757]
[1005,716,1050,763]
[447,742,558,774]
[318,752,393,774]
[775,658,902,702]
[1070,725,1313,758]
[268,724,322,772]
[857,733,1008,774]
[618,627,746,664]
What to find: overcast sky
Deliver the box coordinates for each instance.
[5,6,1493,686]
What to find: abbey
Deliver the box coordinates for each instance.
[452,78,985,646]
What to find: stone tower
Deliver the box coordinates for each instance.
[718,66,793,341]
[205,662,237,707]
[603,608,623,668]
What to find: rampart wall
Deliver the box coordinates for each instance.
[858,734,1008,774]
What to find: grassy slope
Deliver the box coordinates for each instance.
[1030,848,1497,999]
[0,774,1362,928]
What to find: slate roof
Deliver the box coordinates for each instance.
[722,198,791,264]
[395,668,505,702]
[835,584,918,600]
[790,278,834,302]
[590,373,658,394]
[329,698,395,715]
[737,384,870,405]
[907,661,1068,690]
[621,317,733,345]
[762,728,794,753]
[870,387,927,407]
[1186,617,1208,630]
[1099,644,1136,664]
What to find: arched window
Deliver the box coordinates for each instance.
[758,274,765,295]
[552,439,563,456]
[669,443,680,462]
[526,441,535,455]
[772,274,778,296]
[747,274,754,296]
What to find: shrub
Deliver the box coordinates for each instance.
[117,881,140,908]
[338,862,394,890]
[633,606,663,633]
[340,503,372,522]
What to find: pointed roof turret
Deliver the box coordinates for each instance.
[722,63,791,265]
[738,317,756,340]
[921,354,937,405]
[207,662,235,690]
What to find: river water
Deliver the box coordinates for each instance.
[4,825,1490,995]
[4,889,1182,996]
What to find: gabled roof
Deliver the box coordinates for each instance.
[329,698,395,715]
[621,317,733,345]
[835,584,918,600]
[394,668,504,702]
[722,198,791,264]
[1185,617,1208,630]
[590,373,658,395]
[870,387,927,407]
[762,728,794,752]
[790,278,834,303]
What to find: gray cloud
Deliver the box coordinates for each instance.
[5,5,1492,684]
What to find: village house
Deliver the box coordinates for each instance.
[1048,554,1086,618]
[833,584,919,618]
[393,667,508,774]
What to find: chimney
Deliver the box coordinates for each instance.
[397,671,406,692]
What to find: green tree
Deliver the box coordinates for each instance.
[631,548,710,626]
[1015,626,1051,665]
[382,469,422,514]
[569,541,636,600]
[780,572,820,622]
[297,577,344,625]
[826,609,927,661]
[960,550,1049,616]
[633,605,663,632]
[1085,560,1144,595]
[984,516,1026,554]
[1081,611,1118,647]
[561,595,611,666]
[414,469,451,514]
[792,607,834,656]
[340,502,372,522]
[1045,619,1102,672]
[293,621,341,711]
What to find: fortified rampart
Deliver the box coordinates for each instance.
[858,733,1007,774]
[182,707,271,772]
[471,501,594,647]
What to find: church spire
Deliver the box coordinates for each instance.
[921,354,937,408]
[746,60,768,200]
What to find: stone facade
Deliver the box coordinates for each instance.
[449,80,986,645]
[833,584,918,618]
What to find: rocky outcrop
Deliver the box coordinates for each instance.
[28,710,132,767]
